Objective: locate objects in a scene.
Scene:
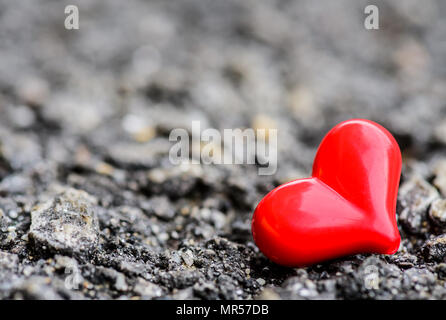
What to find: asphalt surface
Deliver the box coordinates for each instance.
[1,0,446,299]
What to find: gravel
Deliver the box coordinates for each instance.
[29,187,100,255]
[1,0,446,300]
[398,176,439,235]
[429,199,446,229]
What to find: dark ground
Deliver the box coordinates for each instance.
[2,0,446,299]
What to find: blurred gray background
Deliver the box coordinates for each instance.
[2,0,446,173]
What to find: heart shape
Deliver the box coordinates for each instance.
[251,119,402,267]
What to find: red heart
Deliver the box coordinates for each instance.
[251,119,402,267]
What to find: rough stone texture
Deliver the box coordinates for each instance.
[429,198,446,230]
[422,235,446,262]
[1,0,446,300]
[398,176,439,235]
[29,188,99,255]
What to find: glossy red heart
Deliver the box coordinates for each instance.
[251,119,402,267]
